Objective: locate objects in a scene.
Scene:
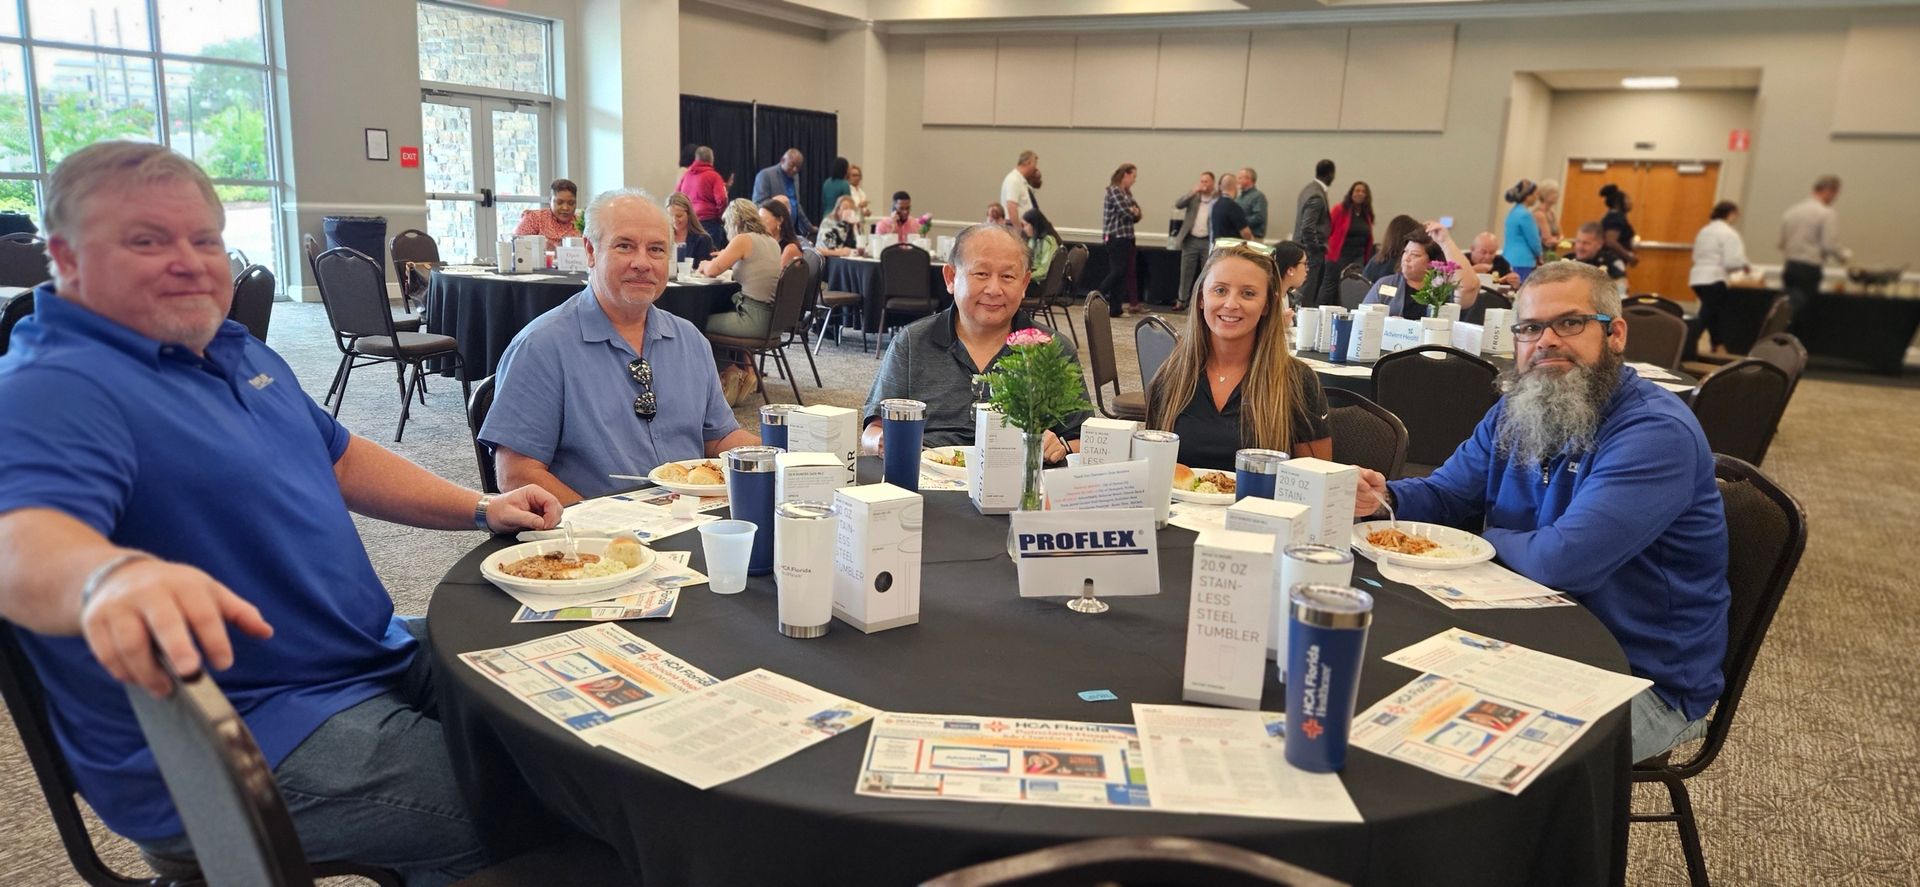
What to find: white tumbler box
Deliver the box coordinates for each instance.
[776,452,849,507]
[1079,417,1141,466]
[1451,321,1485,355]
[1346,309,1385,362]
[1482,308,1515,355]
[1381,317,1424,353]
[512,235,545,272]
[787,405,858,486]
[1420,317,1453,348]
[1437,302,1461,323]
[1182,529,1276,710]
[1269,457,1359,545]
[831,484,923,633]
[1225,497,1312,662]
[969,404,1025,514]
[1316,307,1349,353]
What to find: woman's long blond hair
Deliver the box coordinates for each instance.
[1147,244,1303,453]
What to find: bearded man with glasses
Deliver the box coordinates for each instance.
[1352,260,1730,764]
[484,189,759,505]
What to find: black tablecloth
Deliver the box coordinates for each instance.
[424,270,740,381]
[1069,240,1185,306]
[429,460,1631,886]
[823,256,949,333]
[1297,350,1697,402]
[1724,284,1920,375]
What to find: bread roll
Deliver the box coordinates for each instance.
[657,462,690,483]
[1172,463,1195,490]
[606,533,647,568]
[688,464,724,486]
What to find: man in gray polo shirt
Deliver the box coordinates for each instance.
[861,224,1092,463]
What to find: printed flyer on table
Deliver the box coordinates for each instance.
[855,713,1151,812]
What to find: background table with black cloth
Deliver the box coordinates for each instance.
[822,255,949,333]
[1722,283,1920,375]
[1069,239,1184,306]
[424,269,740,380]
[429,459,1632,887]
[1296,350,1697,402]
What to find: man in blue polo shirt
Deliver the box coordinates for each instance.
[1353,260,1730,763]
[483,189,758,504]
[0,142,563,885]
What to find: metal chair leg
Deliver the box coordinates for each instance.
[330,357,356,417]
[326,351,352,408]
[1666,775,1710,887]
[777,346,804,404]
[798,330,822,386]
[394,361,418,442]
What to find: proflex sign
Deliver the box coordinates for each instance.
[1009,507,1161,599]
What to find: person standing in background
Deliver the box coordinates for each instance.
[1690,201,1751,356]
[1172,171,1219,311]
[1779,175,1844,319]
[1598,184,1639,271]
[1212,174,1255,246]
[1235,168,1269,239]
[752,149,813,238]
[1502,179,1545,282]
[1001,150,1042,224]
[1319,180,1374,306]
[1533,179,1563,253]
[1293,159,1335,306]
[846,164,871,224]
[820,157,852,227]
[676,147,729,248]
[1100,163,1144,317]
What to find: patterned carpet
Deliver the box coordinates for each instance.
[0,298,1913,885]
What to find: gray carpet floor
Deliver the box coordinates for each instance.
[0,298,1913,885]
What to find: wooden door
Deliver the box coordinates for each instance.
[1559,159,1720,303]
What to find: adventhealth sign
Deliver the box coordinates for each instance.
[1014,530,1149,557]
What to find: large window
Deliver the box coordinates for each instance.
[418,1,554,264]
[0,0,280,275]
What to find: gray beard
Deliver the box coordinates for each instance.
[1494,348,1624,465]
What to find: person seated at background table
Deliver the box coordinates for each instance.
[985,202,1009,228]
[1571,222,1628,283]
[874,191,920,240]
[514,177,582,250]
[0,141,563,884]
[1022,207,1061,297]
[1147,241,1331,470]
[665,192,714,265]
[816,195,861,257]
[1272,239,1310,320]
[1468,231,1521,288]
[485,189,757,505]
[755,197,806,268]
[1362,214,1422,283]
[861,223,1091,461]
[1351,260,1729,764]
[1362,224,1481,319]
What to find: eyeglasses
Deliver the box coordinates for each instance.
[1511,313,1613,342]
[628,358,657,421]
[1212,238,1275,257]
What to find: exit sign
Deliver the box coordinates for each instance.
[399,146,420,168]
[1728,129,1750,152]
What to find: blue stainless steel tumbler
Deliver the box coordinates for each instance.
[879,398,927,492]
[759,403,794,450]
[724,446,782,576]
[1234,448,1286,501]
[1329,314,1354,363]
[1284,583,1375,773]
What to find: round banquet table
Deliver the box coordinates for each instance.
[424,268,740,381]
[823,255,950,333]
[428,460,1631,887]
[1297,349,1698,402]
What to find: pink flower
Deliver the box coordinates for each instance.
[1007,328,1053,347]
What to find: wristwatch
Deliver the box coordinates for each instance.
[473,495,494,532]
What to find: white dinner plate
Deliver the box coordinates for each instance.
[647,459,729,497]
[1170,467,1237,506]
[1350,520,1495,569]
[480,537,658,598]
[921,446,969,478]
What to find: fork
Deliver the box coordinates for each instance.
[562,520,578,560]
[1381,495,1399,533]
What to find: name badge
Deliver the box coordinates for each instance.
[1378,285,1398,298]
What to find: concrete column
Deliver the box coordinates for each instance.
[828,24,887,195]
[582,0,681,200]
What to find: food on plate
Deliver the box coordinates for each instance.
[1366,528,1442,556]
[497,550,634,581]
[927,448,966,468]
[656,459,724,485]
[655,462,690,483]
[605,533,648,568]
[1172,463,1236,495]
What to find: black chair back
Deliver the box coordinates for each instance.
[313,247,399,340]
[1336,276,1369,310]
[767,257,813,340]
[390,229,441,311]
[226,250,249,283]
[1081,293,1128,416]
[1748,332,1808,395]
[1625,294,1686,318]
[470,375,500,493]
[1059,244,1090,296]
[228,265,275,343]
[1370,346,1499,468]
[301,233,322,275]
[0,236,51,288]
[1756,294,1793,341]
[1,289,34,358]
[0,232,43,244]
[1690,358,1791,465]
[879,243,931,301]
[1324,388,1410,480]
[1623,305,1687,370]
[1460,289,1511,325]
[1134,315,1177,393]
[1032,244,1070,303]
[922,835,1348,887]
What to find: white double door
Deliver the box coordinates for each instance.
[421,92,552,264]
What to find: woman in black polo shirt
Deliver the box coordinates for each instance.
[1146,242,1333,470]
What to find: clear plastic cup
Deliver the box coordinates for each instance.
[698,520,757,594]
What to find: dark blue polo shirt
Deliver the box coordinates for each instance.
[0,285,414,842]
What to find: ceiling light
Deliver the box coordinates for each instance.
[1622,76,1680,90]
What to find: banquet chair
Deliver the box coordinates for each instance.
[1021,246,1072,337]
[1623,305,1688,370]
[0,234,51,288]
[1336,274,1370,311]
[1689,358,1790,465]
[875,243,935,353]
[921,836,1348,887]
[1683,294,1791,376]
[1631,455,1806,887]
[1134,314,1178,394]
[1460,289,1511,325]
[1370,346,1498,474]
[704,257,811,404]
[469,375,500,494]
[1082,293,1147,421]
[1051,245,1090,344]
[1324,388,1409,480]
[226,249,249,282]
[313,247,468,441]
[0,619,401,887]
[306,233,421,332]
[0,289,34,358]
[1625,294,1686,318]
[1755,293,1793,340]
[389,229,442,316]
[782,249,825,386]
[0,231,42,243]
[228,264,275,343]
[1747,333,1808,398]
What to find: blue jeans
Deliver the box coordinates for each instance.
[140,617,489,887]
[1629,686,1709,764]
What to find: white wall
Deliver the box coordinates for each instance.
[1541,89,1757,221]
[678,2,835,112]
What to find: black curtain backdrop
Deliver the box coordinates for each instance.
[679,95,754,197]
[753,103,838,225]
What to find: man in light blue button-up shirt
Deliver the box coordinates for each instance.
[483,189,757,503]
